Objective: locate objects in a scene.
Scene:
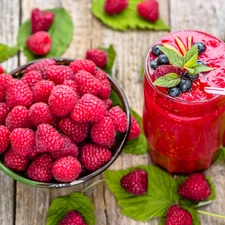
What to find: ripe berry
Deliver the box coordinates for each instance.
[153,65,180,80]
[151,44,163,56]
[0,65,3,74]
[168,87,181,97]
[193,42,206,54]
[157,54,169,65]
[150,60,158,70]
[69,59,96,75]
[58,211,87,225]
[0,73,12,102]
[104,0,128,15]
[0,125,10,154]
[128,116,141,140]
[86,49,107,69]
[184,73,199,81]
[21,70,42,90]
[179,78,192,93]
[196,60,206,66]
[63,79,78,93]
[0,102,9,125]
[103,98,113,110]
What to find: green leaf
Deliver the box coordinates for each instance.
[92,0,170,31]
[109,89,122,107]
[184,54,198,68]
[185,67,195,74]
[46,192,95,225]
[184,207,201,225]
[123,108,148,155]
[153,73,181,88]
[0,44,19,63]
[104,165,179,222]
[17,8,73,62]
[215,146,225,163]
[182,44,198,66]
[192,64,214,74]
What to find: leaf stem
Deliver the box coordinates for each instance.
[197,210,225,219]
[82,179,106,193]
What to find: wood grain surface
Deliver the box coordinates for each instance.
[0,0,225,225]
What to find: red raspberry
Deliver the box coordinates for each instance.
[31,8,55,33]
[46,65,74,84]
[0,125,10,154]
[81,143,112,171]
[109,106,127,132]
[33,80,55,103]
[103,98,113,110]
[137,0,159,22]
[153,65,180,80]
[104,0,128,15]
[21,70,42,90]
[5,106,31,131]
[95,70,111,99]
[29,102,54,127]
[27,154,53,182]
[28,146,39,160]
[0,102,9,125]
[69,59,96,74]
[10,128,35,157]
[165,205,193,225]
[58,211,87,225]
[86,49,107,69]
[0,65,4,74]
[0,73,12,102]
[71,93,106,123]
[120,169,148,195]
[4,149,30,171]
[128,115,141,140]
[59,117,89,143]
[91,116,115,147]
[52,156,81,182]
[36,123,64,153]
[74,70,101,96]
[6,79,33,109]
[26,31,52,56]
[48,85,78,117]
[178,173,211,201]
[63,79,78,93]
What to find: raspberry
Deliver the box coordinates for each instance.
[33,80,55,103]
[36,123,64,153]
[86,49,107,69]
[52,156,81,182]
[63,79,78,93]
[109,106,127,132]
[165,205,193,225]
[6,79,33,109]
[81,143,112,171]
[46,65,74,84]
[137,0,159,22]
[28,146,39,160]
[69,59,96,74]
[5,106,31,131]
[128,115,141,140]
[48,85,78,117]
[178,173,211,201]
[26,31,52,56]
[29,102,54,127]
[153,65,180,80]
[10,128,35,157]
[71,93,106,123]
[0,125,10,154]
[91,116,115,147]
[103,98,113,110]
[4,149,30,172]
[27,154,53,182]
[0,65,3,74]
[104,0,128,15]
[0,102,9,125]
[74,70,101,96]
[21,70,42,90]
[58,211,87,225]
[95,70,111,99]
[120,169,148,195]
[59,117,89,143]
[31,8,55,33]
[0,73,12,102]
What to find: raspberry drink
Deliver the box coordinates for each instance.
[143,30,225,173]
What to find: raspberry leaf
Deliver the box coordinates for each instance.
[215,146,225,162]
[109,90,122,107]
[153,73,181,88]
[92,0,170,31]
[46,192,95,225]
[184,207,201,225]
[0,44,19,63]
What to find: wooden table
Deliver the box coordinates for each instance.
[1,0,225,224]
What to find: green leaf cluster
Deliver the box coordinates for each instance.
[0,44,19,63]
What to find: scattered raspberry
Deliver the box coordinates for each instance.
[103,98,113,110]
[137,0,159,22]
[0,65,4,74]
[29,102,54,127]
[178,173,211,201]
[128,116,141,140]
[36,123,64,152]
[58,211,87,225]
[27,154,53,182]
[153,65,180,80]
[104,0,128,15]
[95,70,111,99]
[0,73,12,102]
[6,79,33,109]
[69,59,96,74]
[52,156,81,182]
[4,149,30,171]
[59,117,89,143]
[31,8,54,33]
[165,205,193,225]
[0,125,10,154]
[46,65,74,84]
[21,70,42,90]
[49,85,78,117]
[86,49,107,69]
[5,106,31,131]
[120,169,148,195]
[0,102,9,125]
[91,116,115,147]
[63,79,78,93]
[33,80,55,103]
[71,93,106,123]
[81,143,112,171]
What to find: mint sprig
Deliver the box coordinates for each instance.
[153,73,181,87]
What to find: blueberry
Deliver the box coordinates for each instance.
[151,44,163,56]
[179,78,192,92]
[168,87,181,97]
[149,60,158,70]
[184,73,199,81]
[157,54,169,65]
[196,60,206,66]
[193,42,206,54]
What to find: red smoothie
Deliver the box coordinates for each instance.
[143,30,225,173]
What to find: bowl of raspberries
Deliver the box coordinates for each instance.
[0,58,130,188]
